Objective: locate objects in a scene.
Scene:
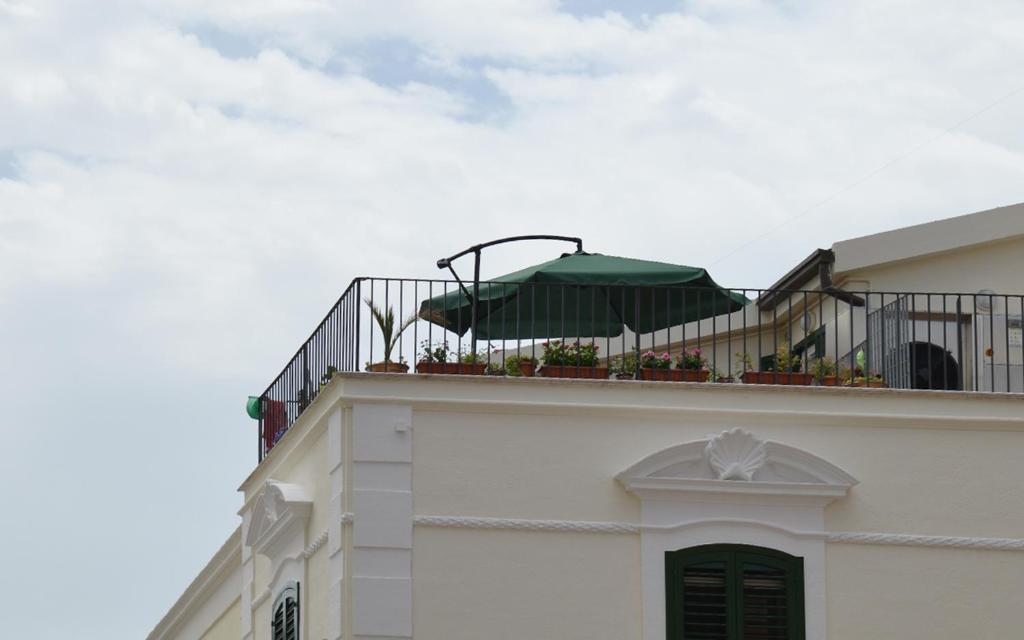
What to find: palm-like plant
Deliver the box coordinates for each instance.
[365,299,417,363]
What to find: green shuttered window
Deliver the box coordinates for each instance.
[666,545,804,640]
[272,582,300,640]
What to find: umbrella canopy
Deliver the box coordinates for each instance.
[418,251,748,340]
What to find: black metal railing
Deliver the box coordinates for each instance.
[255,278,1024,460]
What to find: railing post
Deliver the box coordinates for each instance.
[355,279,362,372]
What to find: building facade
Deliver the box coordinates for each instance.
[149,204,1024,640]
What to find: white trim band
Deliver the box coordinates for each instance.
[414,515,638,534]
[413,515,1024,551]
[827,531,1024,551]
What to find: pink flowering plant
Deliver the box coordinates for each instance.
[640,350,672,369]
[676,347,706,371]
[541,340,600,366]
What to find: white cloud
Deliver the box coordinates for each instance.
[2,2,1024,635]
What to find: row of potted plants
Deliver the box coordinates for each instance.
[361,300,885,386]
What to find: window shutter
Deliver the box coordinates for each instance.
[271,582,300,640]
[667,545,804,640]
[681,561,729,639]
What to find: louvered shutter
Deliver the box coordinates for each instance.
[667,545,804,640]
[271,582,300,640]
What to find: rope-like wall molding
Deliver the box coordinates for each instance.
[302,529,329,559]
[414,515,639,534]
[413,515,1024,551]
[826,531,1024,551]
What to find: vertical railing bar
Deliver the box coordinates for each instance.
[682,287,688,378]
[1004,295,1011,393]
[726,289,732,381]
[591,284,597,375]
[711,289,718,377]
[989,293,995,392]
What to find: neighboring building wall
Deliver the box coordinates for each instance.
[147,529,241,640]
[201,598,241,640]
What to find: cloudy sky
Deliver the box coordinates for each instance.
[2,0,1023,636]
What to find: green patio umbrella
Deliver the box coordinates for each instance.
[417,251,748,340]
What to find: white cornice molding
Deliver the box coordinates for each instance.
[414,515,638,534]
[412,514,1024,551]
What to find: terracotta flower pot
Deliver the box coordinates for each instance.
[849,380,886,388]
[638,368,710,382]
[817,375,840,386]
[415,362,487,375]
[741,371,814,386]
[366,361,409,373]
[538,365,609,379]
[517,361,537,377]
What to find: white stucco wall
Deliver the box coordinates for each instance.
[154,372,1024,640]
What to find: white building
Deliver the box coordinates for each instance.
[148,203,1024,640]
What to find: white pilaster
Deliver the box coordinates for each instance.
[327,407,345,640]
[350,403,413,640]
[240,510,254,640]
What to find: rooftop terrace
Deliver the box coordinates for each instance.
[252,277,1024,461]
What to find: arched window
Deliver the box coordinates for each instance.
[272,582,300,640]
[666,545,804,640]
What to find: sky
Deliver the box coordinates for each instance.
[1,0,1023,637]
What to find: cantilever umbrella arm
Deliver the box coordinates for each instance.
[435,235,585,347]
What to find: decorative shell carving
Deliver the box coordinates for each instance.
[704,428,766,481]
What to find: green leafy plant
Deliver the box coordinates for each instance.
[640,350,672,369]
[419,339,450,363]
[711,369,734,383]
[770,343,801,372]
[365,299,417,363]
[504,354,538,376]
[320,365,338,387]
[486,362,506,376]
[541,341,600,367]
[610,350,638,378]
[735,352,753,374]
[676,347,706,371]
[808,357,836,382]
[457,348,486,364]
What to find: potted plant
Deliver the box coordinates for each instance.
[675,347,711,382]
[538,341,608,379]
[844,350,885,387]
[808,357,838,386]
[610,350,638,380]
[740,344,813,385]
[415,340,488,375]
[849,372,886,387]
[320,365,339,390]
[504,354,538,377]
[364,299,415,373]
[711,369,734,383]
[638,350,675,380]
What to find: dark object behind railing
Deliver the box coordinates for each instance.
[256,278,1024,461]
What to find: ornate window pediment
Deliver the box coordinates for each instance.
[617,428,857,506]
[245,481,313,560]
